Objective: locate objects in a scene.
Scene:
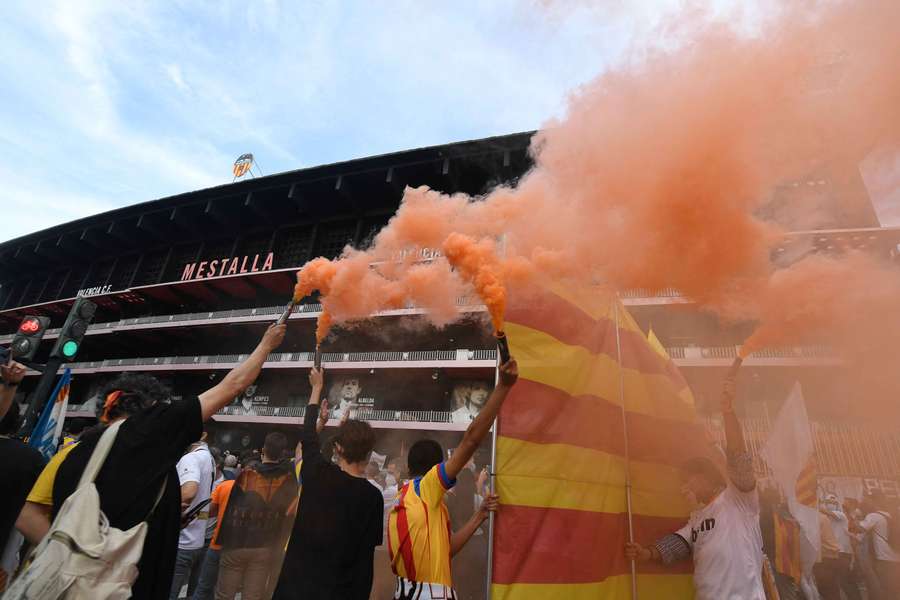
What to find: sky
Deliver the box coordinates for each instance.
[0,0,693,244]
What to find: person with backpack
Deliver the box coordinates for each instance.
[857,491,900,599]
[11,323,286,600]
[213,431,298,600]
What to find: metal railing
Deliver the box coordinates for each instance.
[688,345,836,360]
[706,417,900,479]
[58,348,498,373]
[217,405,455,422]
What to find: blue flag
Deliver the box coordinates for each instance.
[29,368,72,460]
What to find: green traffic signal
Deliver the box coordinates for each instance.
[61,340,79,358]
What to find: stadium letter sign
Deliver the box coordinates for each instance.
[181,252,275,281]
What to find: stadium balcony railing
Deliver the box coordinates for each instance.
[28,342,841,379]
[670,344,840,364]
[706,416,900,480]
[35,348,498,377]
[0,289,696,344]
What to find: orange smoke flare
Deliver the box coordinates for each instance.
[293,257,338,303]
[315,310,334,345]
[442,233,506,332]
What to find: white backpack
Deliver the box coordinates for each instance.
[4,420,167,600]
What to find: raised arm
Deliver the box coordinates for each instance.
[301,367,325,462]
[198,324,285,421]
[444,359,518,481]
[721,375,746,455]
[0,361,26,421]
[721,361,756,492]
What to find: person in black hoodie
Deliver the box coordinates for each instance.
[214,431,297,600]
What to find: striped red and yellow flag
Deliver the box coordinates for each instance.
[795,457,817,509]
[773,511,802,583]
[492,284,709,600]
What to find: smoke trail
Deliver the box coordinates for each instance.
[442,233,507,332]
[294,0,900,416]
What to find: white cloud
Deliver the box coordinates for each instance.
[0,0,674,243]
[164,64,190,93]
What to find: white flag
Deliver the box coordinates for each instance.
[762,382,821,574]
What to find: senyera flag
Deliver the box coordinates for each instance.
[28,368,72,460]
[492,283,710,599]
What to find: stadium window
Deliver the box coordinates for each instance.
[163,244,201,281]
[131,251,167,286]
[236,234,272,259]
[273,226,314,269]
[313,221,357,259]
[60,267,89,298]
[109,255,140,290]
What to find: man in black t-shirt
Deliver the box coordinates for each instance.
[273,367,384,600]
[15,323,286,600]
[0,400,46,587]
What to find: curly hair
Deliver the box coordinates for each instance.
[96,373,171,421]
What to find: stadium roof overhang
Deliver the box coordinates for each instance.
[0,131,535,275]
[0,266,300,324]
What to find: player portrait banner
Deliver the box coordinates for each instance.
[492,283,709,599]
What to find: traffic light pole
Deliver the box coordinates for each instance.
[17,356,64,439]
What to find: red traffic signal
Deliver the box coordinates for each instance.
[11,315,51,361]
[19,317,42,334]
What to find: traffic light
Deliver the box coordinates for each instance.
[10,315,51,361]
[50,297,97,361]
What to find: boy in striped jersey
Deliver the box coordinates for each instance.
[388,359,518,600]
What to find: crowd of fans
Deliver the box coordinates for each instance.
[0,323,898,599]
[0,324,515,600]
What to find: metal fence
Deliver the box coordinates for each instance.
[209,405,457,423]
[706,417,900,479]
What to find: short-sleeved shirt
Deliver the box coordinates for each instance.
[26,443,77,505]
[0,438,46,551]
[176,443,215,549]
[273,404,384,600]
[32,397,202,600]
[861,512,900,562]
[388,463,457,587]
[208,479,235,550]
[675,484,765,600]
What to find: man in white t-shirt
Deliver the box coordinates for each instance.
[169,432,216,600]
[820,494,862,600]
[857,492,900,599]
[626,367,764,600]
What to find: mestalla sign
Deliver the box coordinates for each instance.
[181,252,275,281]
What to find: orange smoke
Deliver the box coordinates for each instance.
[293,257,338,303]
[315,310,334,345]
[442,233,506,332]
[741,253,900,359]
[289,0,900,417]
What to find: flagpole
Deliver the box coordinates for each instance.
[485,360,500,600]
[614,298,638,600]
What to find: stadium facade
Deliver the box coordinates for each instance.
[2,131,899,488]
